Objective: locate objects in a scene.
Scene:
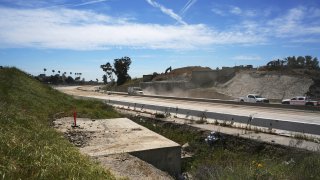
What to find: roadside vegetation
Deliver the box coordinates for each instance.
[103,77,143,92]
[130,115,320,179]
[0,67,120,179]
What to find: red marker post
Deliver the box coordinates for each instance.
[72,108,78,128]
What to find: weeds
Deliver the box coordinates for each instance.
[129,115,320,179]
[155,113,166,118]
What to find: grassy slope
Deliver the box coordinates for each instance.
[0,68,120,179]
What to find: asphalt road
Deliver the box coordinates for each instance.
[56,86,320,135]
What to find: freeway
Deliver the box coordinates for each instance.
[56,86,320,135]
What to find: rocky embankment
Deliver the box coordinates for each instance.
[145,67,319,100]
[214,71,314,100]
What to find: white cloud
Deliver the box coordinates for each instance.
[291,38,320,43]
[229,6,320,41]
[72,0,108,7]
[233,55,262,61]
[244,10,256,17]
[180,0,197,16]
[230,6,257,17]
[230,6,242,15]
[146,0,187,25]
[0,0,108,9]
[2,6,319,51]
[213,6,256,17]
[266,7,320,37]
[309,7,320,18]
[211,8,226,16]
[267,7,305,36]
[0,0,53,8]
[0,7,265,50]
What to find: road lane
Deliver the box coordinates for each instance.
[56,86,320,135]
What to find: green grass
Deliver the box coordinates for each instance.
[0,67,120,179]
[130,115,320,179]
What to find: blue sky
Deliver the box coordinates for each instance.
[1,0,320,81]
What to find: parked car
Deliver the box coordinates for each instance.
[239,94,269,103]
[128,87,143,95]
[281,96,319,106]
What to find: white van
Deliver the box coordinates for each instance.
[128,87,143,95]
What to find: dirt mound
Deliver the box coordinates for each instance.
[153,66,211,81]
[215,70,314,100]
[97,153,173,180]
[142,66,318,100]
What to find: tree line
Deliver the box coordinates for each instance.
[36,69,85,84]
[266,55,319,70]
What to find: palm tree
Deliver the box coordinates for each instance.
[78,73,82,81]
[58,70,60,75]
[52,70,55,75]
[43,68,47,75]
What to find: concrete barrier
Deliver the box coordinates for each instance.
[103,99,320,136]
[73,95,320,135]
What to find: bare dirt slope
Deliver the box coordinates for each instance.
[102,65,317,100]
[97,153,173,180]
[214,71,314,99]
[153,66,211,81]
[150,67,314,100]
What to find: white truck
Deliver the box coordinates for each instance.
[239,94,269,103]
[128,87,143,95]
[281,96,319,106]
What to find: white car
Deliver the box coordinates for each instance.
[281,96,319,106]
[239,94,269,103]
[128,87,143,95]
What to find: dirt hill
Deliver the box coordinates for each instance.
[153,66,212,81]
[149,67,319,100]
[214,70,314,100]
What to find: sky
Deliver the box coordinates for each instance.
[1,0,320,81]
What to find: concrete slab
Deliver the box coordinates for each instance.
[54,117,181,177]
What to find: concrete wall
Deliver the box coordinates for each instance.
[130,146,181,177]
[105,99,320,136]
[140,81,194,93]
